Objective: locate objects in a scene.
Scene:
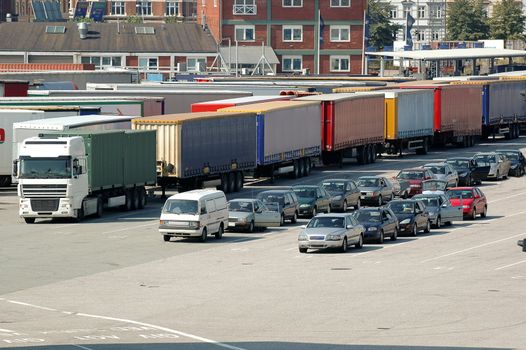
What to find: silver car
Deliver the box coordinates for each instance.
[422,163,459,187]
[228,199,281,232]
[298,213,364,253]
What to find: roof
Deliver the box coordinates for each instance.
[0,22,217,53]
[167,189,225,200]
[193,95,289,106]
[132,111,253,125]
[14,115,133,130]
[297,93,382,102]
[366,48,526,61]
[219,46,279,65]
[219,100,319,113]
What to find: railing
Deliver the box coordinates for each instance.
[233,4,257,15]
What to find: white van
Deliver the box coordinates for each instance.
[159,189,228,242]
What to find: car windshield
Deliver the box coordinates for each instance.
[358,178,379,187]
[415,198,439,207]
[423,181,447,191]
[448,190,474,199]
[425,166,446,174]
[162,199,198,215]
[321,181,346,193]
[258,193,285,206]
[293,188,317,198]
[307,217,345,228]
[397,171,423,180]
[389,202,415,213]
[353,211,382,223]
[474,155,495,167]
[228,201,253,213]
[447,160,470,168]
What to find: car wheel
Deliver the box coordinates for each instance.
[435,216,441,229]
[24,217,35,224]
[248,221,255,233]
[343,200,348,212]
[377,229,384,244]
[481,205,487,218]
[355,234,364,249]
[311,207,317,218]
[215,225,223,239]
[163,235,170,242]
[280,214,284,226]
[411,224,418,237]
[341,237,348,253]
[471,208,477,220]
[378,195,383,206]
[291,212,298,224]
[391,227,398,241]
[299,247,308,253]
[200,228,208,242]
[424,220,431,233]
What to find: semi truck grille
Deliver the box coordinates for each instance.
[31,199,59,212]
[21,184,67,198]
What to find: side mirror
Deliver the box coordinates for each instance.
[12,160,18,177]
[441,203,448,208]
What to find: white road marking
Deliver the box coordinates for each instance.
[71,345,94,350]
[421,232,526,263]
[0,298,247,350]
[494,259,526,271]
[102,222,157,235]
[0,329,15,333]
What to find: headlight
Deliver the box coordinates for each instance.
[368,227,377,231]
[332,195,342,200]
[298,233,308,241]
[237,218,246,224]
[326,234,342,241]
[459,172,468,177]
[400,218,411,224]
[410,184,421,188]
[300,204,311,208]
[428,211,437,218]
[188,221,200,229]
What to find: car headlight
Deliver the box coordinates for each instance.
[237,218,246,224]
[298,233,308,241]
[368,227,378,231]
[410,184,421,188]
[188,221,200,229]
[459,172,468,177]
[400,218,411,224]
[300,204,311,208]
[332,195,342,201]
[326,234,342,241]
[428,211,437,218]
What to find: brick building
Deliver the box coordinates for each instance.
[69,0,197,22]
[198,0,365,75]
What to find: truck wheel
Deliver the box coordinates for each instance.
[96,197,103,218]
[371,145,377,163]
[75,207,84,223]
[234,172,244,192]
[305,158,311,176]
[24,217,35,224]
[131,188,140,210]
[122,191,133,211]
[292,160,300,179]
[137,187,147,209]
[299,158,307,178]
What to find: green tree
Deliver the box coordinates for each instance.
[489,0,525,40]
[447,0,489,40]
[367,0,402,49]
[126,16,143,24]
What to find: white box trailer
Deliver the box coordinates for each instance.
[12,114,135,184]
[0,109,86,186]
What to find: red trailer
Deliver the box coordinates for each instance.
[298,93,385,165]
[0,80,29,97]
[400,82,482,147]
[191,95,291,112]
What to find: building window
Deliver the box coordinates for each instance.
[111,1,125,15]
[434,5,443,18]
[283,25,303,42]
[235,25,255,41]
[431,30,439,40]
[81,56,122,69]
[139,57,158,70]
[330,25,350,42]
[187,57,206,72]
[390,7,398,18]
[166,1,179,16]
[418,5,425,18]
[137,1,152,16]
[330,0,350,7]
[282,0,302,7]
[416,30,425,41]
[330,56,350,72]
[233,0,257,15]
[282,56,302,72]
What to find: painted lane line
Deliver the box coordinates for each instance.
[495,259,526,271]
[71,345,94,350]
[0,328,15,333]
[420,232,526,263]
[102,222,157,235]
[0,298,247,350]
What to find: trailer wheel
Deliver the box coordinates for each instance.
[305,157,311,176]
[95,197,103,218]
[292,160,300,179]
[234,172,244,192]
[122,190,133,211]
[371,145,377,163]
[137,187,147,209]
[299,158,307,177]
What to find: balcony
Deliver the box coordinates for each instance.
[233,5,257,15]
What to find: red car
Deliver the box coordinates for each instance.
[396,168,436,196]
[447,187,487,220]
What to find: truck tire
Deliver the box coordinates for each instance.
[299,158,307,177]
[357,146,365,165]
[137,187,147,209]
[24,217,35,224]
[95,197,103,218]
[131,188,140,210]
[371,145,377,163]
[234,172,244,192]
[292,160,300,179]
[75,207,84,223]
[122,190,133,211]
[305,157,311,176]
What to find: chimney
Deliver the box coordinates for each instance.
[77,22,88,39]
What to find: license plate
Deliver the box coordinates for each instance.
[310,236,325,241]
[228,222,236,227]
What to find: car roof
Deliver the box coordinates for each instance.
[167,189,224,200]
[423,163,446,166]
[292,185,319,188]
[229,198,258,203]
[358,175,383,179]
[447,157,472,160]
[475,152,497,156]
[414,194,442,198]
[356,207,383,211]
[496,149,520,153]
[321,178,351,182]
[399,168,426,171]
[448,187,475,190]
[389,199,418,203]
[316,213,350,218]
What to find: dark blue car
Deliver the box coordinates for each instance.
[496,150,525,177]
[352,207,399,244]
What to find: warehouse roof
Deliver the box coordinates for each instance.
[0,22,217,53]
[366,48,526,61]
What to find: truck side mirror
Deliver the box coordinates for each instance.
[12,160,18,177]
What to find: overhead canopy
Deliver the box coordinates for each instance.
[219,46,279,65]
[366,48,526,61]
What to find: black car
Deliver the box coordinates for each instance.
[353,207,399,243]
[292,185,332,218]
[320,179,361,212]
[496,150,526,177]
[445,157,486,186]
[386,199,431,236]
[256,189,299,225]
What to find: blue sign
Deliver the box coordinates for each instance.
[89,1,106,22]
[74,0,89,18]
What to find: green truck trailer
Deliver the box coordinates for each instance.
[15,129,156,223]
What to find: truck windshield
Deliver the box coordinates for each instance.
[19,157,72,179]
